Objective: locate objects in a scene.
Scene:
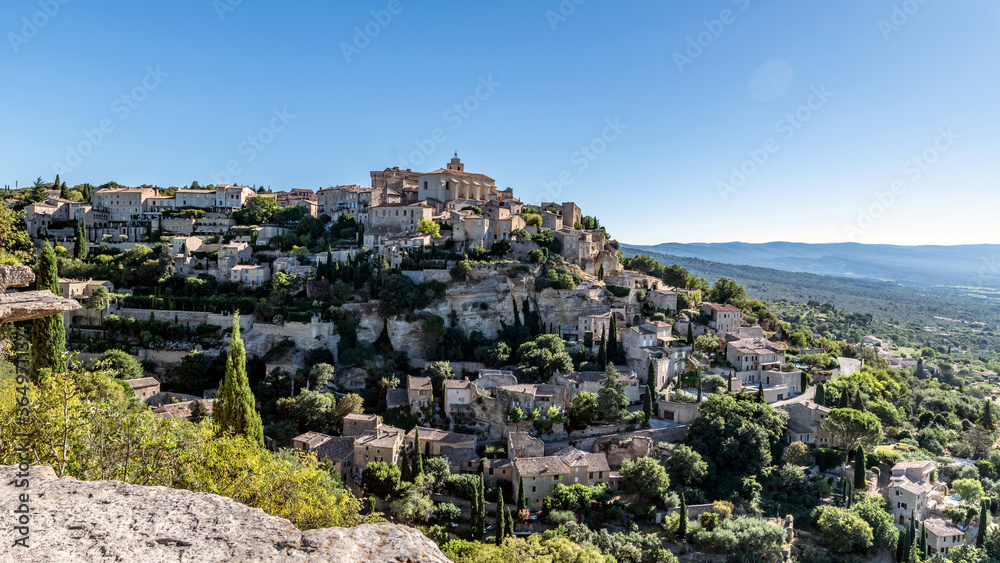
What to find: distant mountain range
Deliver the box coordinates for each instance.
[623,242,1000,288]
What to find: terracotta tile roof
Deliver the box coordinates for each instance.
[514,456,570,478]
[385,389,409,409]
[703,302,742,313]
[923,518,963,539]
[407,376,432,391]
[554,447,610,473]
[422,168,494,182]
[313,436,355,462]
[888,474,934,496]
[125,377,159,389]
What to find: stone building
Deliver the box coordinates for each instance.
[405,427,476,457]
[701,302,742,336]
[407,375,433,410]
[125,377,160,402]
[781,401,832,446]
[417,156,497,203]
[886,461,941,528]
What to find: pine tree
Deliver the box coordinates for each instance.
[517,476,527,512]
[854,447,866,492]
[978,499,989,548]
[29,242,66,382]
[494,488,505,546]
[981,400,996,432]
[598,326,607,369]
[677,494,687,540]
[815,382,825,406]
[215,312,264,445]
[73,219,87,259]
[412,428,423,478]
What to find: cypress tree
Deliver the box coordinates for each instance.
[918,521,927,557]
[412,428,423,477]
[853,389,865,411]
[494,489,505,546]
[598,326,607,369]
[608,314,617,355]
[757,380,764,403]
[915,357,925,378]
[73,219,87,259]
[687,323,694,345]
[517,476,526,512]
[513,299,521,328]
[504,507,514,540]
[401,444,412,482]
[839,388,850,408]
[477,475,487,540]
[677,494,687,540]
[895,529,906,563]
[597,263,604,281]
[978,499,989,548]
[854,448,866,491]
[908,510,916,550]
[728,369,733,393]
[815,382,825,406]
[215,312,264,445]
[471,475,480,538]
[644,362,655,424]
[696,367,702,402]
[29,242,66,382]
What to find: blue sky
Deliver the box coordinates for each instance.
[2,1,998,245]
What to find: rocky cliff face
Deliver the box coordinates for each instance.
[2,465,449,562]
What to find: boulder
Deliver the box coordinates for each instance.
[2,465,449,562]
[335,366,367,390]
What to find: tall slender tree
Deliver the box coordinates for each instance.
[517,476,527,512]
[401,444,412,482]
[756,380,765,403]
[29,242,66,382]
[643,362,655,425]
[696,367,703,402]
[918,521,927,558]
[412,428,423,478]
[504,507,514,540]
[815,381,826,406]
[477,475,487,540]
[895,528,906,563]
[597,326,607,369]
[981,400,996,432]
[728,368,734,393]
[494,489,506,546]
[686,323,694,345]
[608,314,617,356]
[73,219,87,259]
[215,312,264,445]
[677,494,688,540]
[597,263,604,281]
[978,499,989,548]
[854,447,867,492]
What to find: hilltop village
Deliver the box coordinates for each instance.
[6,156,998,562]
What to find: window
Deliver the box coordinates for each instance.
[531,486,536,493]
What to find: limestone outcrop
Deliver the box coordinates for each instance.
[1,465,449,562]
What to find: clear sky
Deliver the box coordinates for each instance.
[2,1,998,245]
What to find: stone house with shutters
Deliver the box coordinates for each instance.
[125,377,160,403]
[886,461,941,528]
[292,431,356,483]
[511,447,611,508]
[443,377,477,420]
[701,302,742,336]
[407,375,433,410]
[924,518,970,556]
[781,401,832,446]
[405,427,476,457]
[351,426,405,480]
